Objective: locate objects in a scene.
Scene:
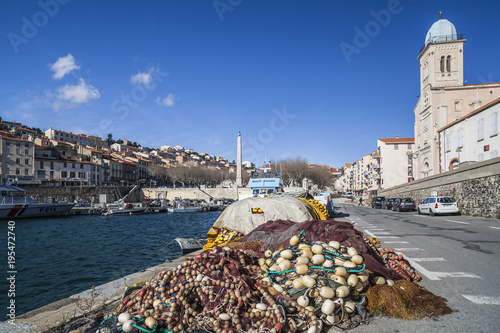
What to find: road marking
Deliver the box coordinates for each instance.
[385,241,409,244]
[436,272,482,278]
[364,228,384,231]
[377,236,400,239]
[395,248,424,251]
[411,257,447,262]
[490,226,500,230]
[363,230,376,238]
[403,256,482,281]
[445,219,469,225]
[462,295,500,305]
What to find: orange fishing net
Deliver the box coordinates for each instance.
[364,280,452,319]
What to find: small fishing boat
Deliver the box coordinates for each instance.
[175,237,206,253]
[167,206,203,213]
[0,185,75,219]
[102,203,148,216]
[167,199,203,213]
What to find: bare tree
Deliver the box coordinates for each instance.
[308,165,334,189]
[274,157,309,186]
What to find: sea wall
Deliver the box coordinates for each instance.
[141,186,306,201]
[21,185,135,204]
[378,157,500,218]
[21,184,308,205]
[142,187,248,201]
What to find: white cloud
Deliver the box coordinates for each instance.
[51,78,100,111]
[50,54,80,79]
[130,71,153,86]
[156,93,175,107]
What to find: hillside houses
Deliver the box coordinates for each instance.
[0,122,237,186]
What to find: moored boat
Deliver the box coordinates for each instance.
[174,237,206,253]
[102,203,148,216]
[167,206,203,213]
[0,185,75,219]
[167,199,203,213]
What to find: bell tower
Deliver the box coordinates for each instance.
[418,12,465,91]
[414,13,466,180]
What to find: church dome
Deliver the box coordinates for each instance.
[425,17,457,45]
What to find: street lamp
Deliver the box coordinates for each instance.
[406,150,420,181]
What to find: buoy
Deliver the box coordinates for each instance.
[289,235,299,246]
[122,320,136,333]
[302,275,316,288]
[296,264,309,275]
[144,317,157,329]
[280,249,293,259]
[297,295,309,307]
[336,285,350,298]
[118,312,131,323]
[296,256,309,265]
[321,299,335,315]
[311,244,323,254]
[319,286,335,299]
[311,254,325,265]
[328,240,340,249]
[351,254,364,264]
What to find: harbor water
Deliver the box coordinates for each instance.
[0,211,221,316]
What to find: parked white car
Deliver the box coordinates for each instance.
[417,196,460,216]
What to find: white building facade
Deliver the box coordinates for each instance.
[378,137,415,189]
[438,97,499,171]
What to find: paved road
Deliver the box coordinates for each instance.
[327,199,500,333]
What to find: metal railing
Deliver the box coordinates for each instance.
[420,33,464,53]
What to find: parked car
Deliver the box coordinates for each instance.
[418,196,460,216]
[382,198,395,210]
[392,198,416,212]
[371,196,386,209]
[344,192,353,199]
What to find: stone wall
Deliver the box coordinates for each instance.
[141,186,306,201]
[142,187,244,201]
[378,157,500,218]
[22,185,134,204]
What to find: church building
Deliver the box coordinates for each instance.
[413,13,500,179]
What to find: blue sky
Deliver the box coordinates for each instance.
[1,0,500,167]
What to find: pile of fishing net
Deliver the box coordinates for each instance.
[228,219,451,321]
[365,280,452,319]
[100,246,321,333]
[235,220,407,281]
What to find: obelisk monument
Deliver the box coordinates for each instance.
[236,132,242,187]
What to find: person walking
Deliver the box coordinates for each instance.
[358,197,363,206]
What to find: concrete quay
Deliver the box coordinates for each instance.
[2,250,203,333]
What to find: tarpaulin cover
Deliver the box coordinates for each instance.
[210,196,319,235]
[238,219,404,281]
